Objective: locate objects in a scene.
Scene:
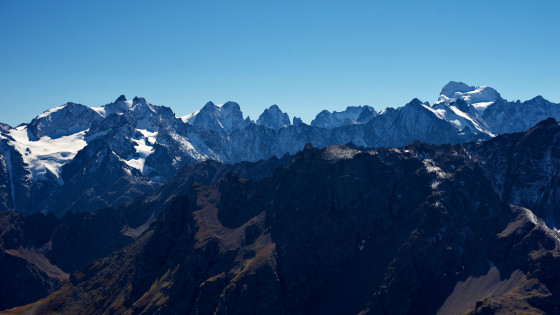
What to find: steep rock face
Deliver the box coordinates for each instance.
[186,101,248,134]
[227,99,486,163]
[391,99,454,143]
[0,147,13,211]
[377,98,482,146]
[256,105,291,130]
[27,102,104,139]
[15,135,560,314]
[0,211,62,309]
[469,118,560,228]
[0,138,34,214]
[0,124,10,133]
[483,96,560,134]
[311,105,376,128]
[228,123,329,162]
[292,116,304,126]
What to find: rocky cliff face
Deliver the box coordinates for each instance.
[468,118,560,228]
[256,105,291,130]
[10,120,560,314]
[483,96,560,134]
[311,105,376,128]
[26,102,104,139]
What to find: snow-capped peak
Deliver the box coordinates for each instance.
[91,95,161,122]
[36,104,68,120]
[130,97,156,114]
[437,81,501,114]
[100,96,135,116]
[28,102,104,139]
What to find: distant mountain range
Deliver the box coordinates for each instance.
[0,82,559,216]
[2,118,559,314]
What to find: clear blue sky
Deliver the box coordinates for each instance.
[1,0,559,126]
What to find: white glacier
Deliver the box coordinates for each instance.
[122,136,154,174]
[7,126,90,183]
[36,104,67,119]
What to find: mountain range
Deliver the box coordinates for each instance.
[2,118,559,314]
[0,80,559,313]
[1,81,559,217]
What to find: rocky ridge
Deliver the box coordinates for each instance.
[0,82,558,217]
[0,155,291,310]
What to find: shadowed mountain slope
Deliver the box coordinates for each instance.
[8,119,560,314]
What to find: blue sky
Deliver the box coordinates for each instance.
[1,0,559,126]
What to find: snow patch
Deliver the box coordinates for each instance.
[91,106,107,117]
[8,126,90,183]
[429,103,493,136]
[36,104,66,119]
[471,102,494,114]
[449,105,492,135]
[137,129,158,145]
[449,119,461,127]
[437,84,499,114]
[423,159,448,179]
[123,137,154,173]
[169,132,217,162]
[322,146,359,161]
[422,105,446,120]
[181,110,200,123]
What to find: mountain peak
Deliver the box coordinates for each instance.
[222,101,239,107]
[115,95,127,102]
[190,101,248,133]
[406,98,424,107]
[221,101,242,112]
[528,95,546,103]
[132,96,147,103]
[264,104,283,114]
[311,105,375,129]
[441,81,475,98]
[27,102,103,139]
[293,117,304,126]
[438,82,501,115]
[257,104,291,130]
[202,101,216,109]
